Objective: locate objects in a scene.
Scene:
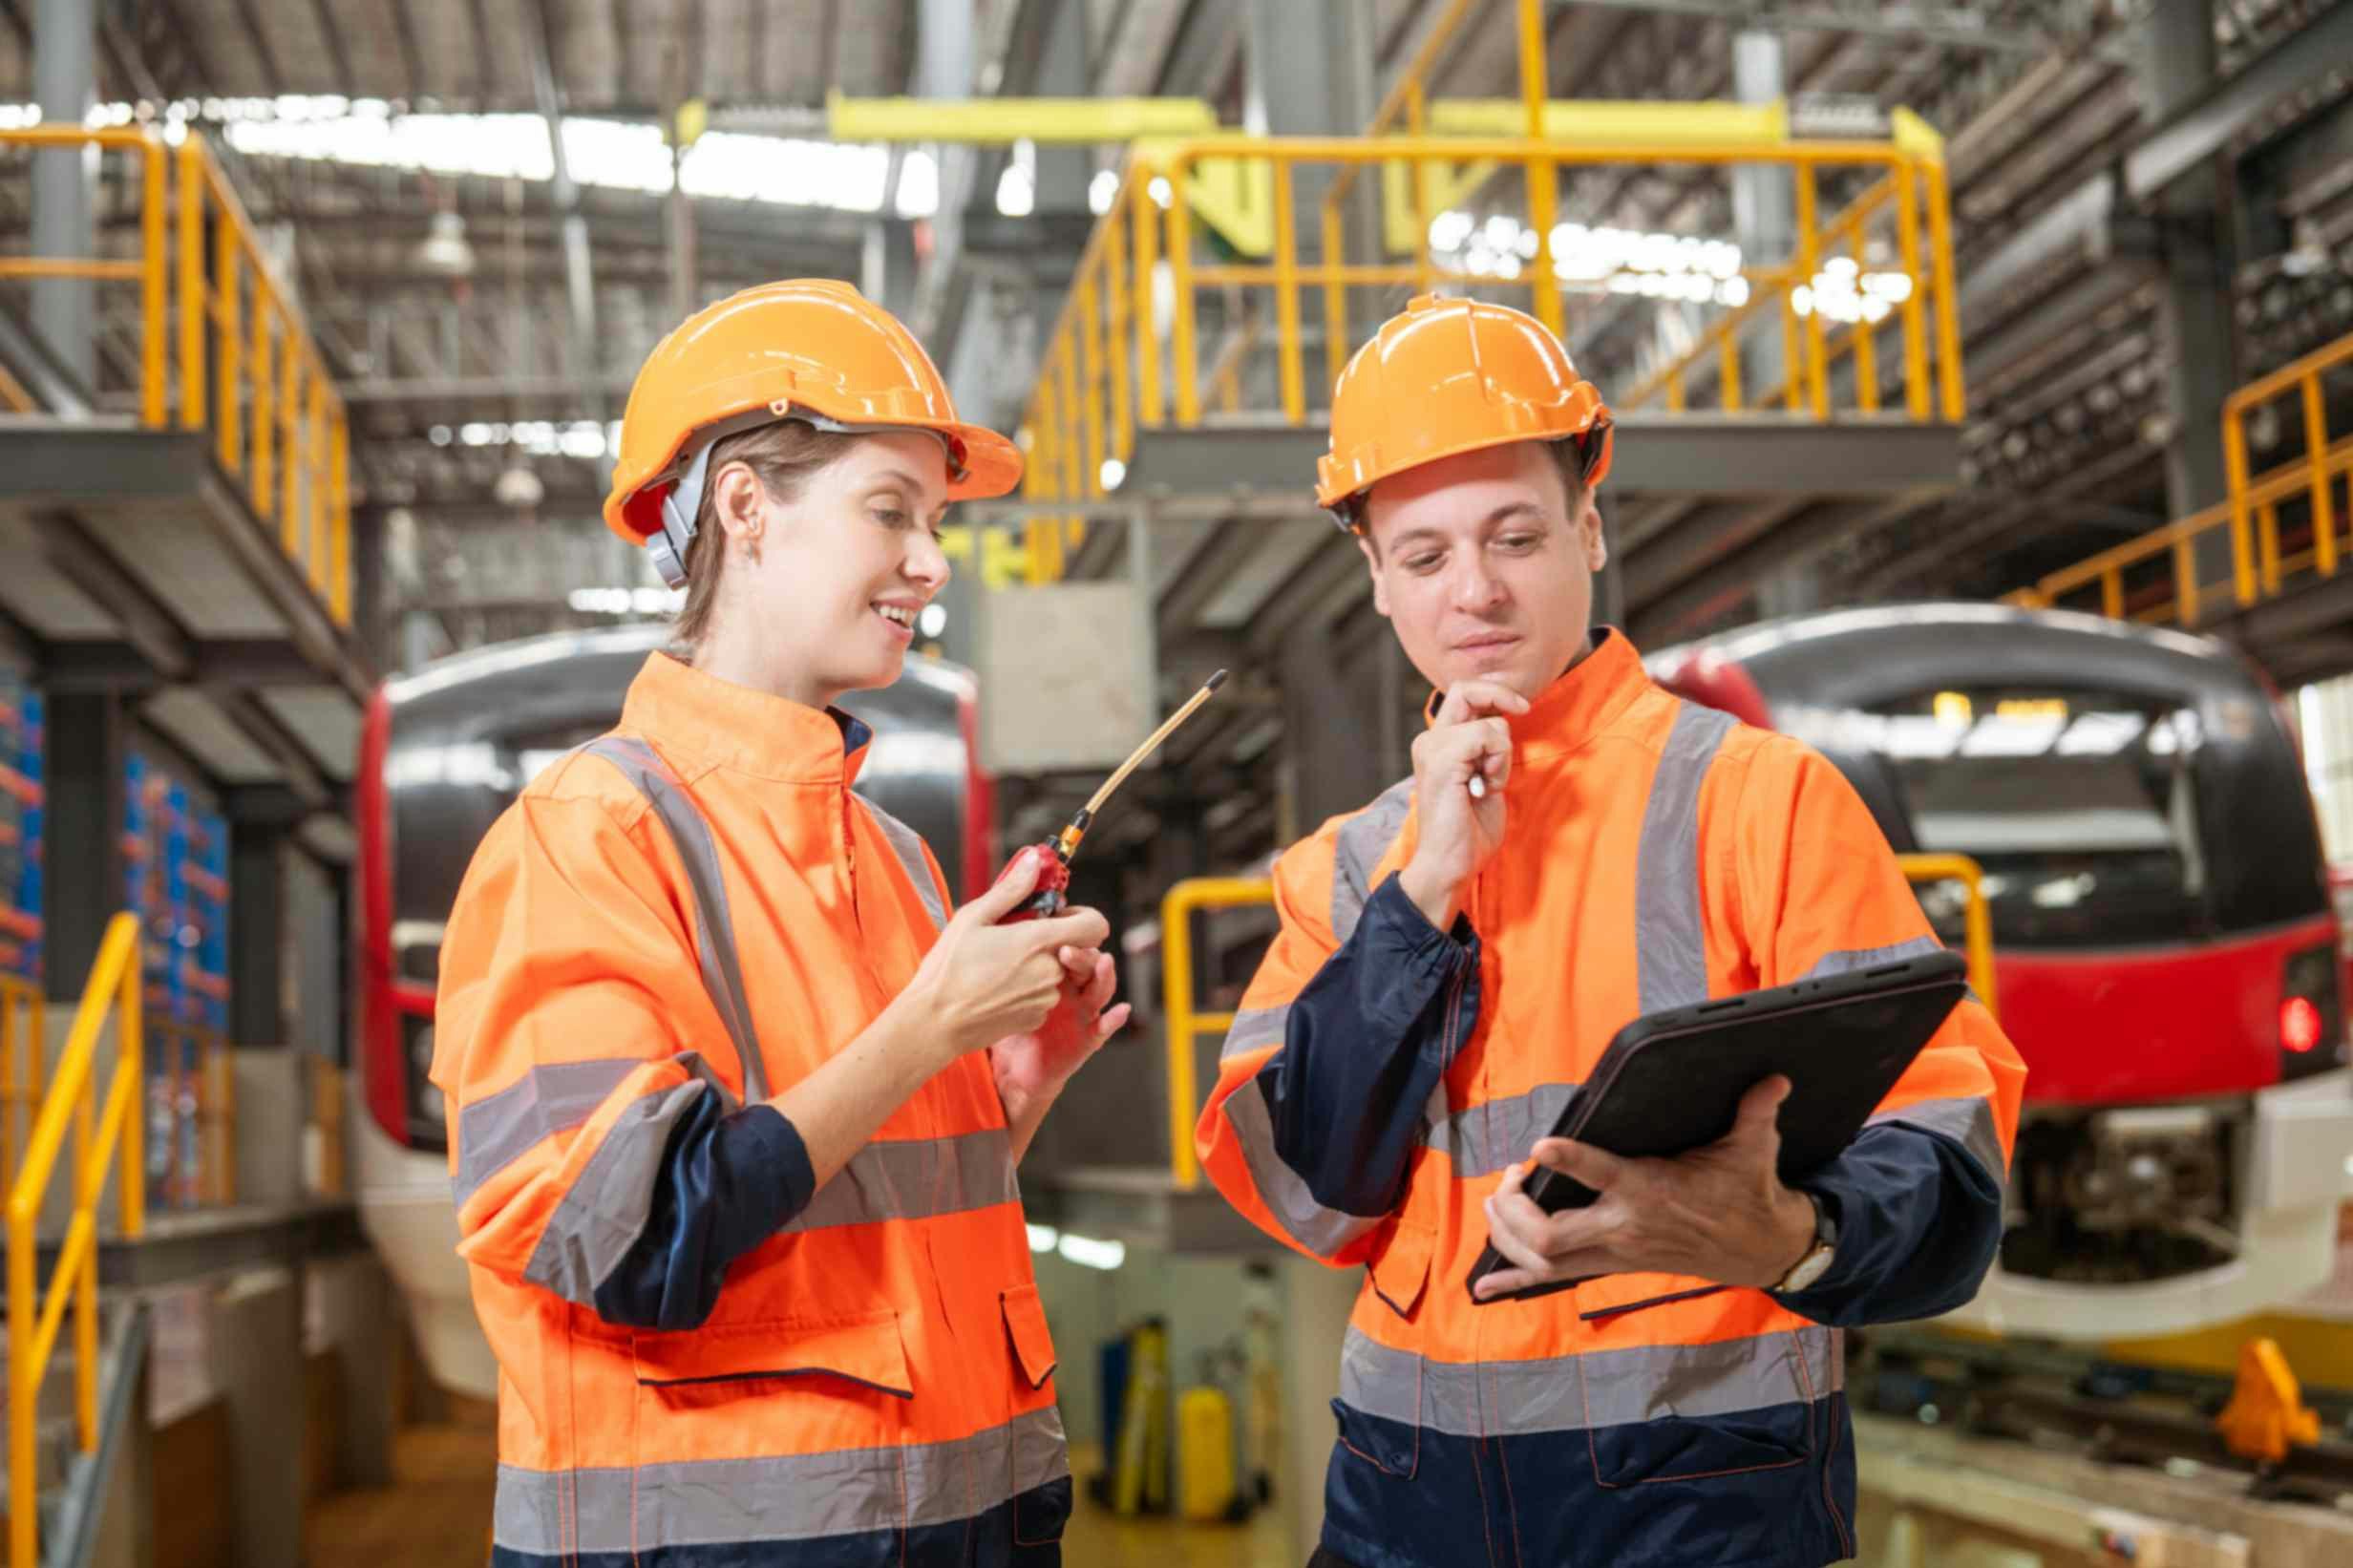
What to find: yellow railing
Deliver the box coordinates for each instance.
[1014,0,1962,583]
[2012,329,2353,626]
[1160,856,1996,1193]
[148,1018,235,1208]
[0,127,351,626]
[8,912,143,1568]
[1897,853,1998,1019]
[0,976,41,1192]
[1160,877,1274,1191]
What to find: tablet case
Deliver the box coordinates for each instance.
[1463,947,1968,1304]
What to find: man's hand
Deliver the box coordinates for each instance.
[1397,679,1528,931]
[1472,1076,1819,1300]
[988,946,1131,1135]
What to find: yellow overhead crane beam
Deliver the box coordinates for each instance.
[828,92,1940,260]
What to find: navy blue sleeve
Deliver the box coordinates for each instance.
[1259,873,1480,1219]
[590,1100,817,1331]
[1770,1121,2003,1326]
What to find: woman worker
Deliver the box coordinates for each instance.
[431,280,1122,1566]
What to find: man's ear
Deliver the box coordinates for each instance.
[1578,492,1607,573]
[1356,531,1390,618]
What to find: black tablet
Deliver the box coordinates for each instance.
[1464,947,1968,1304]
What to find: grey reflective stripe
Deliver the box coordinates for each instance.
[1220,1078,1385,1257]
[1799,935,1945,982]
[1869,1093,2010,1183]
[1422,1082,1581,1181]
[1338,1323,1841,1439]
[782,1128,1019,1234]
[521,1064,738,1304]
[1634,703,1737,1013]
[859,797,946,930]
[1331,779,1415,945]
[493,1406,1070,1553]
[580,736,771,1103]
[1219,1004,1289,1062]
[453,1057,643,1207]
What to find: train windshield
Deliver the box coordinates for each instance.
[1844,688,2212,946]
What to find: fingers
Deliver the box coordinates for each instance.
[1530,1137,1622,1193]
[1029,904,1111,951]
[1080,950,1117,1010]
[1053,944,1096,985]
[1094,1002,1133,1041]
[965,848,1044,922]
[1417,717,1513,787]
[1433,680,1532,727]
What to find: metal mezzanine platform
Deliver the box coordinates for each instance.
[0,416,367,829]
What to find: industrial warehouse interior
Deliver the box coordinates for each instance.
[4,0,2353,1564]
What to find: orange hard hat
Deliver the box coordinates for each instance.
[1316,293,1613,523]
[604,279,1024,584]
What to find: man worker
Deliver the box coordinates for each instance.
[1195,294,2027,1568]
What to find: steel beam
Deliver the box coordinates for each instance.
[231,820,289,1043]
[525,0,602,431]
[1545,0,2129,60]
[307,0,356,90]
[42,691,126,1004]
[34,511,196,683]
[32,0,96,391]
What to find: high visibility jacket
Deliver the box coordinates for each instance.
[1197,629,2026,1568]
[432,650,1070,1568]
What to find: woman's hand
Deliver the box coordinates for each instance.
[906,849,1113,1063]
[989,947,1131,1130]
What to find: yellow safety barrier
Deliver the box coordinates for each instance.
[1160,877,1275,1191]
[0,127,351,627]
[8,912,143,1568]
[0,976,40,1191]
[1896,854,1998,1019]
[1015,0,1963,581]
[2012,328,2353,625]
[148,1018,235,1208]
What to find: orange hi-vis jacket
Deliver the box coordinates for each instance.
[432,651,1070,1568]
[1198,629,2027,1568]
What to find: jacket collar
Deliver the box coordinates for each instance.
[1424,626,1651,761]
[620,650,872,785]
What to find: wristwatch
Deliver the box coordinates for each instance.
[1770,1190,1838,1294]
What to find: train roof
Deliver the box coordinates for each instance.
[382,622,975,729]
[1654,602,2274,710]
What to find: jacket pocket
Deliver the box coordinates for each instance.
[1367,1218,1434,1321]
[1000,1283,1058,1389]
[630,1309,914,1397]
[1577,1329,1815,1487]
[1575,1273,1730,1324]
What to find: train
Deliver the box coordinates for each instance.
[351,624,994,1398]
[1650,603,2353,1338]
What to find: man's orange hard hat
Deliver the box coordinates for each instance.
[1317,293,1613,525]
[604,279,1024,584]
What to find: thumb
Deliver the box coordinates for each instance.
[1729,1075,1791,1150]
[964,848,1043,922]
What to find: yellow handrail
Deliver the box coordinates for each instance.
[2013,328,2353,626]
[8,912,143,1568]
[1018,121,1962,583]
[1160,877,1275,1191]
[0,976,41,1191]
[0,127,351,628]
[1897,853,1999,1019]
[1161,858,1997,1194]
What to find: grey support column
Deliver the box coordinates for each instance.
[33,0,97,392]
[41,692,125,1002]
[2138,0,2236,595]
[229,819,289,1048]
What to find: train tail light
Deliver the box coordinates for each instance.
[2279,943,2344,1080]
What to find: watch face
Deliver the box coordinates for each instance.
[1785,1246,1833,1292]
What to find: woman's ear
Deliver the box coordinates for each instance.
[710,461,768,562]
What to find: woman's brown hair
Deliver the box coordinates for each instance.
[671,418,858,654]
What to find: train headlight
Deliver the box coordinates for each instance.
[2279,943,2344,1080]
